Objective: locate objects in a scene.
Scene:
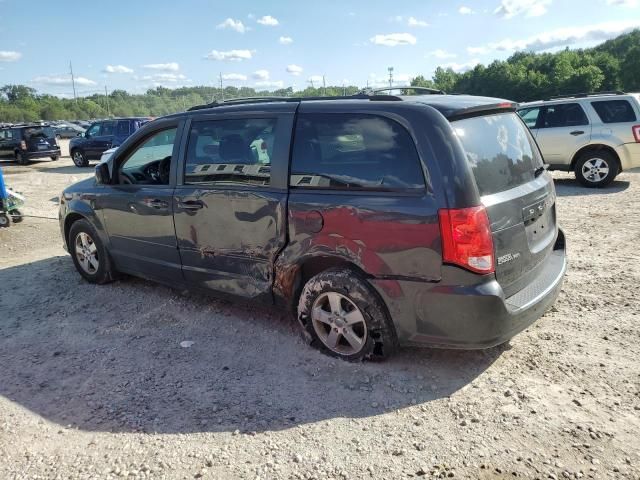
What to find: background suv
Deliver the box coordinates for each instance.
[59,92,566,361]
[69,117,149,167]
[0,124,61,165]
[518,92,640,187]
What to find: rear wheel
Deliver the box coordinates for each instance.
[0,213,11,228]
[297,268,398,361]
[9,209,23,223]
[71,149,89,167]
[50,155,60,161]
[575,151,619,188]
[15,152,28,165]
[68,219,115,284]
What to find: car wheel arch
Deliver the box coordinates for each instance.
[64,213,88,249]
[570,144,621,172]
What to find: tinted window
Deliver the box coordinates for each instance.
[100,121,116,136]
[454,113,543,196]
[184,118,277,186]
[517,107,541,129]
[591,100,637,123]
[542,103,588,128]
[290,113,424,190]
[85,124,100,138]
[23,126,55,139]
[119,128,176,185]
[116,120,130,136]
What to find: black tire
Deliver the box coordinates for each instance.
[71,149,89,167]
[9,209,23,223]
[15,152,28,166]
[574,151,619,188]
[0,213,11,228]
[50,155,60,161]
[297,268,398,361]
[68,219,115,284]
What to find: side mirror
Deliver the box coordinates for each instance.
[95,162,111,185]
[78,132,84,137]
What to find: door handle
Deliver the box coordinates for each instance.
[177,200,204,211]
[570,130,584,136]
[142,198,169,209]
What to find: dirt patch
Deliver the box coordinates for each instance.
[0,158,639,479]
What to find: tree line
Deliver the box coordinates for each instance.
[1,30,639,123]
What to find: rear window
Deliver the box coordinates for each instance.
[290,113,425,191]
[453,113,543,196]
[23,126,55,139]
[541,103,589,128]
[591,100,637,123]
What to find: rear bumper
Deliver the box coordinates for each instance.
[372,229,567,349]
[23,148,61,160]
[615,143,640,171]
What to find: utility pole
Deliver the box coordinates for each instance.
[219,72,224,101]
[104,85,110,116]
[69,61,77,104]
[210,82,215,103]
[343,81,346,96]
[388,67,394,90]
[322,75,326,96]
[308,78,315,89]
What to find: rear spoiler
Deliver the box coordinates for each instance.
[446,102,518,121]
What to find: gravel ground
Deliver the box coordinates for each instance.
[1,142,639,480]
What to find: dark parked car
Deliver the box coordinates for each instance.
[59,91,567,360]
[69,117,149,167]
[54,123,85,139]
[0,124,61,165]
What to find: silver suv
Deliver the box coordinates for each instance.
[518,92,640,187]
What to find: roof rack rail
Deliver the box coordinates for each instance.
[363,86,446,95]
[547,90,626,100]
[187,93,402,111]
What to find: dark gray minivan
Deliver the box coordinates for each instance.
[58,91,566,360]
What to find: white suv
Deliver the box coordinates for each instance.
[518,92,640,187]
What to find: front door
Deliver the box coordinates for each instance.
[88,120,116,159]
[173,112,294,300]
[99,121,183,281]
[535,103,592,166]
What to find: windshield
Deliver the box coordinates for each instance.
[24,126,55,139]
[453,113,543,196]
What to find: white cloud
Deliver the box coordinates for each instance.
[408,16,429,27]
[286,64,303,76]
[257,15,279,26]
[458,6,474,14]
[279,36,293,45]
[441,59,481,73]
[205,49,253,61]
[142,62,179,72]
[429,49,457,59]
[252,69,270,80]
[470,20,640,53]
[370,33,417,46]
[0,51,22,62]
[494,0,551,19]
[139,73,187,83]
[104,64,134,74]
[255,80,284,88]
[32,75,96,86]
[221,73,248,81]
[216,18,246,33]
[606,0,638,5]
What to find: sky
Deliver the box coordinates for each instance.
[0,0,639,97]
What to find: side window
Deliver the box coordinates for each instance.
[184,118,277,186]
[541,103,589,128]
[118,128,177,185]
[101,121,116,136]
[518,107,541,129]
[116,120,131,136]
[290,113,425,190]
[85,123,101,138]
[591,100,637,124]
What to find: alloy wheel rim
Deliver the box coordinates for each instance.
[75,232,99,274]
[582,158,609,183]
[311,291,367,355]
[73,152,83,165]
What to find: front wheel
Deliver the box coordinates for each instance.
[71,149,89,167]
[0,213,11,228]
[68,219,115,284]
[297,268,398,361]
[575,151,619,188]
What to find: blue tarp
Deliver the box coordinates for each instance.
[0,166,7,200]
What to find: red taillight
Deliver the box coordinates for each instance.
[438,206,495,274]
[632,125,640,143]
[20,140,27,150]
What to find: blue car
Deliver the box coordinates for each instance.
[69,117,149,167]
